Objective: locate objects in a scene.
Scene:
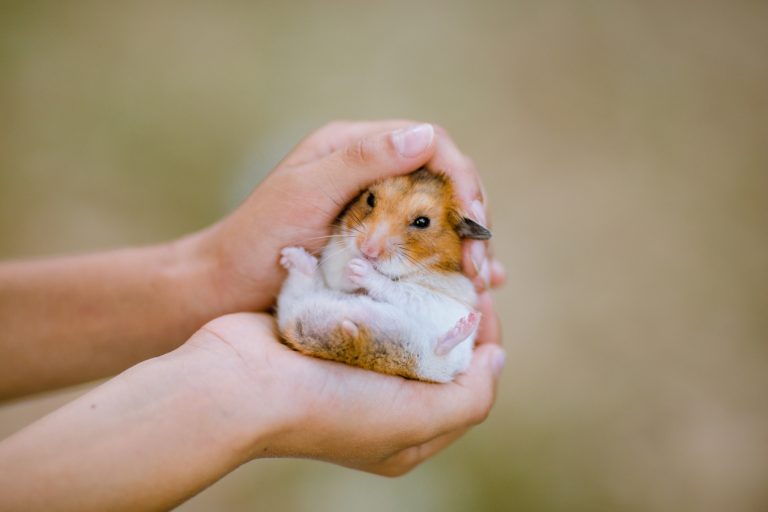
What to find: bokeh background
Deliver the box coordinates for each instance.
[1,1,767,510]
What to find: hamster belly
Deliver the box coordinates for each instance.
[392,293,476,383]
[278,287,428,380]
[278,275,476,382]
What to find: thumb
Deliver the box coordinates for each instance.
[307,123,436,201]
[456,343,506,424]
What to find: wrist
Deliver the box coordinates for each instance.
[162,228,237,322]
[165,322,294,463]
[172,216,281,317]
[0,338,275,511]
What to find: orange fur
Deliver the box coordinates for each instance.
[282,321,420,379]
[281,169,476,379]
[338,168,464,274]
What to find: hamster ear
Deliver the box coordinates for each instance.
[457,218,492,240]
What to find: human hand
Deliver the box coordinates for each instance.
[186,120,505,315]
[0,293,502,511]
[182,291,504,475]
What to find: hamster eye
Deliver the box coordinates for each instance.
[366,192,375,208]
[412,216,430,229]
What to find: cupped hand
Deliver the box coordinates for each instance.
[180,290,505,476]
[190,120,505,315]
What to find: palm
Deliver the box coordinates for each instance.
[204,120,502,314]
[199,288,501,475]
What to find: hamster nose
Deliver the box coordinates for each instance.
[360,241,382,260]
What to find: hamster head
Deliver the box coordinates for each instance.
[335,168,491,279]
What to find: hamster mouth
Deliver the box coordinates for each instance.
[370,263,402,281]
[355,251,403,280]
[346,241,413,280]
[367,254,424,281]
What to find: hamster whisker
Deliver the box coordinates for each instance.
[397,247,431,274]
[344,213,366,233]
[297,234,354,244]
[341,223,364,236]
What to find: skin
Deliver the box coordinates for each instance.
[0,120,503,399]
[0,120,506,510]
[0,305,503,511]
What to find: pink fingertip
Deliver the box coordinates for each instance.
[490,259,507,286]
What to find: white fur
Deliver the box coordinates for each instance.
[277,232,478,382]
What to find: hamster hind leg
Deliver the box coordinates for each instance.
[413,311,479,383]
[435,311,481,356]
[280,295,422,380]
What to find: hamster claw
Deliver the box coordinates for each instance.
[435,311,481,356]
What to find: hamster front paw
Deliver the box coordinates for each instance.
[280,247,318,276]
[345,257,382,290]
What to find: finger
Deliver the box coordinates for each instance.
[474,292,502,347]
[467,246,505,290]
[448,343,505,427]
[463,240,491,290]
[481,203,504,289]
[294,121,486,217]
[490,259,507,288]
[429,132,491,287]
[284,119,419,167]
[359,428,469,477]
[427,128,484,216]
[283,335,504,467]
[406,342,505,440]
[292,120,496,288]
[300,123,437,206]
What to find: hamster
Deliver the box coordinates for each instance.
[276,168,491,382]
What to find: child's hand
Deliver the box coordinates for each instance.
[189,120,505,315]
[184,290,505,475]
[0,291,504,510]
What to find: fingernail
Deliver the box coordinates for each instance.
[491,349,506,378]
[470,199,487,226]
[469,241,486,274]
[392,123,434,158]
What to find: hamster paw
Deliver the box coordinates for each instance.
[340,319,359,338]
[435,311,481,356]
[345,257,377,288]
[280,247,317,276]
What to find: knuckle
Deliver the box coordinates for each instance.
[344,137,374,165]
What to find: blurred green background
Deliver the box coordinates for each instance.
[1,1,767,510]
